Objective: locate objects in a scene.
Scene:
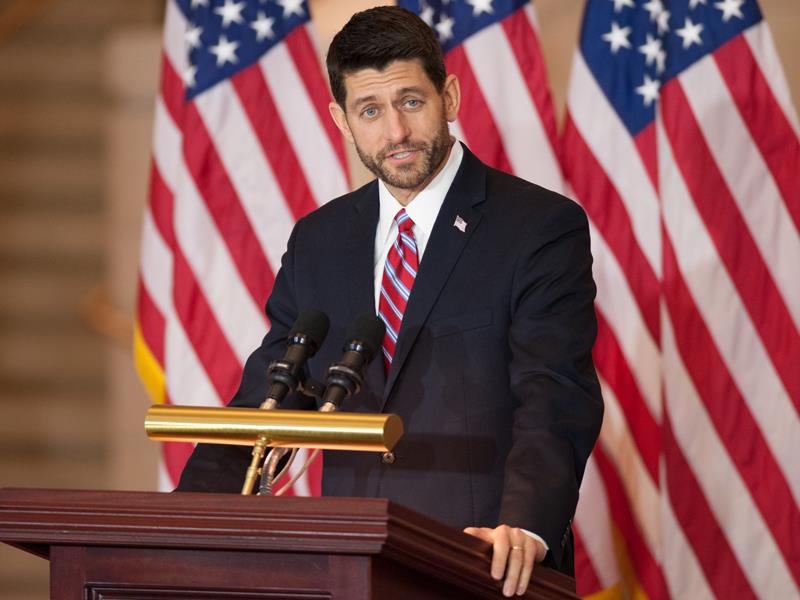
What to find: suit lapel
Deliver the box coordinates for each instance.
[344,180,386,393]
[382,147,487,406]
[345,180,380,319]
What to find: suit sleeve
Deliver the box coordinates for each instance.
[498,197,603,570]
[175,222,315,493]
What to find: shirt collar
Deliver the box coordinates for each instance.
[376,140,464,249]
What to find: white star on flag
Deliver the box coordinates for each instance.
[420,2,434,26]
[251,12,275,41]
[435,15,455,42]
[185,24,203,49]
[676,16,704,49]
[635,74,660,106]
[657,9,671,33]
[277,0,305,18]
[190,0,208,7]
[611,0,635,12]
[466,0,494,16]
[183,64,198,88]
[689,0,707,8]
[214,0,245,28]
[642,0,665,22]
[209,34,240,66]
[715,0,745,22]
[655,48,666,73]
[602,21,632,54]
[639,34,662,67]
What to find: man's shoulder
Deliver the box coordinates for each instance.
[295,179,377,232]
[480,164,587,230]
[458,144,581,220]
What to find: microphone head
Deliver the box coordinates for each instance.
[289,308,330,352]
[346,313,386,362]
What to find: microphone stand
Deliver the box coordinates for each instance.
[269,389,340,497]
[246,314,382,495]
[241,376,325,496]
[257,446,292,496]
[241,434,271,495]
[268,329,379,495]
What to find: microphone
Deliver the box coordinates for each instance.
[260,308,330,410]
[319,314,385,412]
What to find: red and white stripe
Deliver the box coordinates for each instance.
[564,16,800,600]
[447,3,563,193]
[137,0,348,493]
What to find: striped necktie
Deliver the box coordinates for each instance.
[378,209,418,372]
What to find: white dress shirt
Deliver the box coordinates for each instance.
[373,141,464,311]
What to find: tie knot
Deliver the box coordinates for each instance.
[394,209,415,233]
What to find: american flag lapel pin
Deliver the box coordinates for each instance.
[453,215,467,233]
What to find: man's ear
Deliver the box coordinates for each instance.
[328,101,354,144]
[442,73,461,123]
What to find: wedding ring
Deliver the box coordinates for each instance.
[511,545,524,551]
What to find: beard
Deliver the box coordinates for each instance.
[354,118,453,190]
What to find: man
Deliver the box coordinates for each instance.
[177,6,602,597]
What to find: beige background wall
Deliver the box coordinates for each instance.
[0,1,797,598]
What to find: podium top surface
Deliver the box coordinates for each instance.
[0,487,577,599]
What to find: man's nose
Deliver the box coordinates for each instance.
[384,107,411,143]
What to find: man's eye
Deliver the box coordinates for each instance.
[405,99,421,108]
[362,107,378,118]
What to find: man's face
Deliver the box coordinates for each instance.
[329,59,460,203]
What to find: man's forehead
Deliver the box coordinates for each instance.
[343,59,435,104]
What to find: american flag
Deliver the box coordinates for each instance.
[398,0,564,193]
[563,0,800,597]
[134,0,349,493]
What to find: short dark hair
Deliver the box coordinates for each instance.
[326,6,446,107]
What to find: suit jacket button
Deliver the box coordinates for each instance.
[381,452,395,464]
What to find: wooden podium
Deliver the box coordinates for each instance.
[0,488,578,599]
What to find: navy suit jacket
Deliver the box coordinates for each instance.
[177,145,603,574]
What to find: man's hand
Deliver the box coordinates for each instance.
[463,524,546,597]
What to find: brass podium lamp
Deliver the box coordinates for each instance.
[145,404,403,495]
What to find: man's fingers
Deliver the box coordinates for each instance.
[464,524,540,596]
[501,546,523,596]
[484,525,509,581]
[463,526,493,543]
[464,526,509,581]
[515,538,536,596]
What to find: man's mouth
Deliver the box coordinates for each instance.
[382,145,423,161]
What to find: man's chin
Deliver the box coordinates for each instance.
[370,162,425,189]
[381,171,429,190]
